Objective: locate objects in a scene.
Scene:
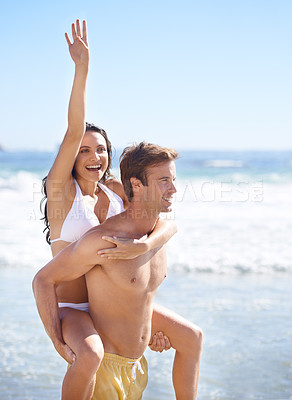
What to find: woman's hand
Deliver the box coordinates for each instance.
[47,19,89,182]
[149,332,172,353]
[98,236,148,260]
[65,19,89,67]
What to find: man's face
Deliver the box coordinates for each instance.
[143,161,177,213]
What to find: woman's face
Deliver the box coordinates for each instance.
[74,130,109,183]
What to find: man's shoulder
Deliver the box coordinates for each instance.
[79,224,109,244]
[75,224,117,255]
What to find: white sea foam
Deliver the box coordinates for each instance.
[165,179,292,275]
[204,160,244,168]
[0,171,51,270]
[1,171,291,275]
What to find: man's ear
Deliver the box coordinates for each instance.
[130,177,143,190]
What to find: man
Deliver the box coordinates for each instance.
[33,141,178,399]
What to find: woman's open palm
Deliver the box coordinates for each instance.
[65,19,89,66]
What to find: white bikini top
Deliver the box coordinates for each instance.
[50,179,124,244]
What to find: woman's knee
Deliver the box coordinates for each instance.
[76,336,104,372]
[184,324,204,355]
[173,323,203,356]
[60,308,104,370]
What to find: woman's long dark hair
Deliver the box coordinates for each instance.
[40,123,113,245]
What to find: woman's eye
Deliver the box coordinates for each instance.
[81,149,89,153]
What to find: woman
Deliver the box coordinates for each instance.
[42,20,203,400]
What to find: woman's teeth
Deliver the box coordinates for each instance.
[86,165,101,170]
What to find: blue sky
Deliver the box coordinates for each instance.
[1,0,291,150]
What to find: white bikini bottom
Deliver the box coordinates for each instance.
[58,302,89,312]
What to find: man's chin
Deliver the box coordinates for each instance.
[160,205,173,213]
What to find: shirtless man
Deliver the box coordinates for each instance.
[33,142,200,399]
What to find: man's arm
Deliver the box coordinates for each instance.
[32,232,105,362]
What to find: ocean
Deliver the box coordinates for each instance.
[0,149,291,399]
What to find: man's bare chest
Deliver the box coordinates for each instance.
[88,246,167,293]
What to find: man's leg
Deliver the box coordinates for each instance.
[152,303,203,400]
[60,308,104,400]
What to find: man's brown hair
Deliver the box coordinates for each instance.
[120,141,178,201]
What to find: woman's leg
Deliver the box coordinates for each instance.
[59,308,104,400]
[151,303,203,400]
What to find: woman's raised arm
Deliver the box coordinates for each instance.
[48,20,89,185]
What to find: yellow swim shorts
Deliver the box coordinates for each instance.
[91,352,148,400]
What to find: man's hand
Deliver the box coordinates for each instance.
[65,19,89,67]
[54,340,76,365]
[149,331,172,353]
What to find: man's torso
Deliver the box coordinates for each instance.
[86,239,167,358]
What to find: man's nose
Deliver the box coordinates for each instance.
[170,181,177,193]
